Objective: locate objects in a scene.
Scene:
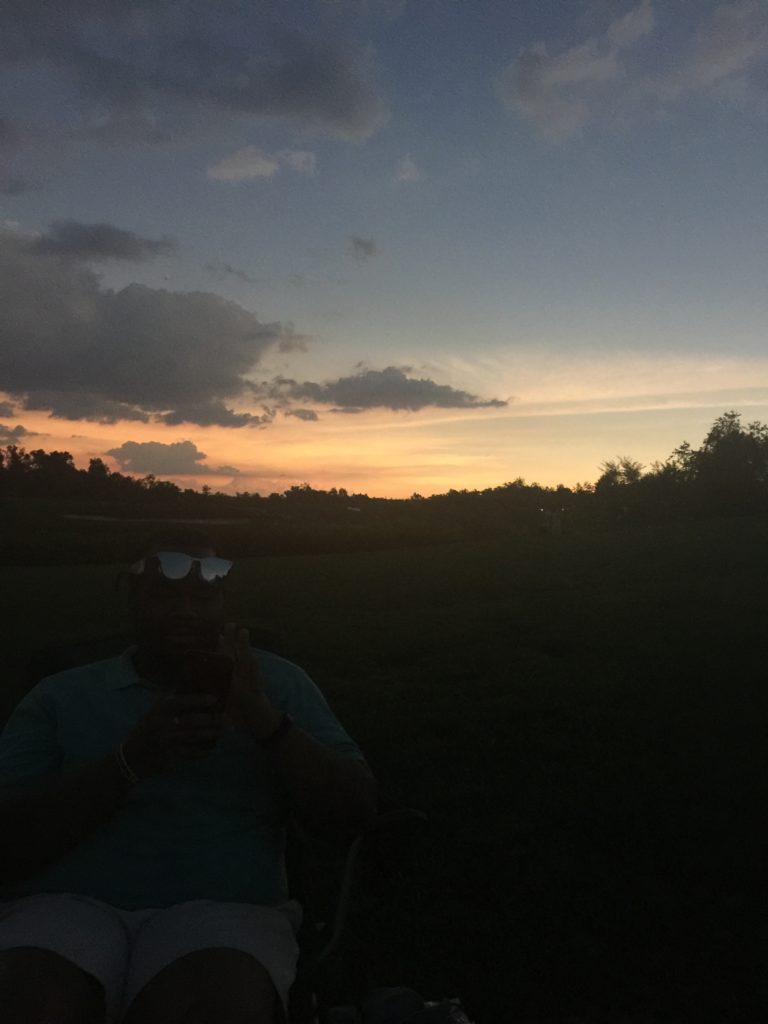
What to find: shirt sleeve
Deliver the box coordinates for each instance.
[259,653,366,761]
[0,683,62,795]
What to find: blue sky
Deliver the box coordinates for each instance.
[1,0,766,495]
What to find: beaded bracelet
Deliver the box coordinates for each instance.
[114,742,141,785]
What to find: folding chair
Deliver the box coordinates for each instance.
[20,630,427,1024]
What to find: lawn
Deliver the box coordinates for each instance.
[2,516,766,1022]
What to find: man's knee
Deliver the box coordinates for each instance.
[0,946,106,1024]
[125,946,279,1023]
[180,947,279,1020]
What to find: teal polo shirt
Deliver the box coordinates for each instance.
[0,648,364,911]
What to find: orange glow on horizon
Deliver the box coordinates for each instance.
[4,352,768,498]
[6,392,768,499]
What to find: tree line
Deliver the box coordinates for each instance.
[0,411,766,543]
[593,411,768,519]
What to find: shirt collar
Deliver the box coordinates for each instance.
[104,646,166,692]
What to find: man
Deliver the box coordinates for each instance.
[0,529,377,1024]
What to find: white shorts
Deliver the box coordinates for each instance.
[0,892,303,1024]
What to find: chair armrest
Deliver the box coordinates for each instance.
[297,806,427,971]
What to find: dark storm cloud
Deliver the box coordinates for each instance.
[0,401,15,417]
[349,235,377,260]
[0,2,388,145]
[265,366,507,413]
[106,439,239,476]
[31,220,176,261]
[0,229,295,428]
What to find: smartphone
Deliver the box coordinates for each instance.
[174,650,233,714]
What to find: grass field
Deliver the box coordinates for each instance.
[2,517,767,1022]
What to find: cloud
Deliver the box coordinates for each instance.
[499,1,768,139]
[497,0,655,140]
[606,0,656,48]
[0,6,389,154]
[265,366,508,412]
[349,235,377,260]
[0,422,35,443]
[106,439,239,476]
[208,147,317,183]
[285,408,320,421]
[394,154,422,182]
[158,401,274,428]
[278,149,317,175]
[204,261,258,285]
[164,32,388,141]
[22,391,152,424]
[30,220,176,261]
[208,148,280,182]
[0,400,15,417]
[0,228,298,428]
[652,1,768,100]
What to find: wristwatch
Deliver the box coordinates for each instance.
[258,710,294,747]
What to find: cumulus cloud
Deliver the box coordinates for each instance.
[158,401,274,428]
[31,219,176,261]
[22,391,151,424]
[497,0,655,140]
[264,366,507,413]
[106,439,239,476]
[208,146,317,183]
[0,4,388,156]
[0,228,297,428]
[394,154,422,182]
[0,422,35,443]
[350,235,377,260]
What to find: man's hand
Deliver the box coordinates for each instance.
[218,623,377,834]
[219,623,282,740]
[122,692,226,780]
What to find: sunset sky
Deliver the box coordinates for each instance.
[1,0,767,497]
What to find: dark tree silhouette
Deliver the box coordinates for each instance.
[1,410,766,565]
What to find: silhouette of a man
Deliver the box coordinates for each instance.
[0,529,376,1024]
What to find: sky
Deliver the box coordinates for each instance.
[1,0,767,497]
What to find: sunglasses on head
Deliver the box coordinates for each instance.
[129,551,233,584]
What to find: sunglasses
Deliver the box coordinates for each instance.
[129,551,233,584]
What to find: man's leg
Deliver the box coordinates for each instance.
[121,947,279,1024]
[0,946,106,1024]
